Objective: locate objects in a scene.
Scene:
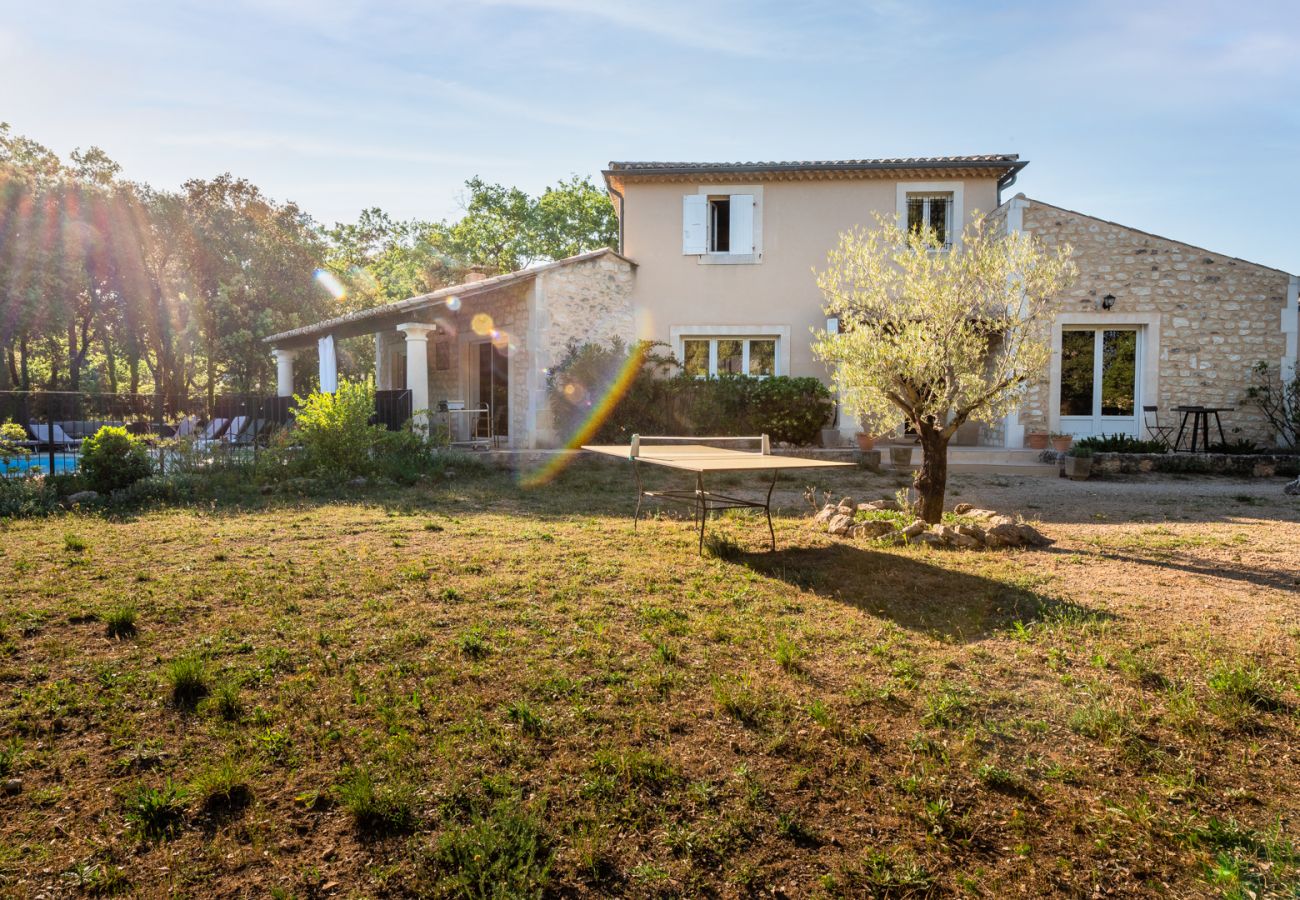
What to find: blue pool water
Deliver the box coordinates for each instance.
[0,453,80,477]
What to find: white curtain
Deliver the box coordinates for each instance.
[318,334,338,393]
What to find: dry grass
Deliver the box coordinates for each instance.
[0,461,1298,897]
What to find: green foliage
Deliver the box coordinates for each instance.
[167,654,209,708]
[0,421,28,460]
[189,757,253,815]
[291,379,387,478]
[429,799,552,898]
[547,340,833,445]
[1208,438,1261,455]
[122,779,187,840]
[1073,433,1168,454]
[80,426,153,493]
[337,768,417,834]
[0,475,60,518]
[104,604,136,639]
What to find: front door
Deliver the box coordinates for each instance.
[477,341,508,440]
[1059,327,1140,438]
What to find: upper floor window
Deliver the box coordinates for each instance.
[683,193,755,258]
[905,192,953,248]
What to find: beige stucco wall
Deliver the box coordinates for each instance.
[620,176,1001,386]
[1012,198,1294,447]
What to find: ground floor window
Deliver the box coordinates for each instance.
[682,337,777,377]
[1059,327,1140,436]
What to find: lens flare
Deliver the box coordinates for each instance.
[518,349,646,489]
[314,269,346,300]
[446,296,461,311]
[471,313,494,336]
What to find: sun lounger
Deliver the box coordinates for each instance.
[27,422,77,449]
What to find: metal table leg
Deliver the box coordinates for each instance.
[765,468,777,552]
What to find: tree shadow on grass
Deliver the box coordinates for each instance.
[727,542,1114,643]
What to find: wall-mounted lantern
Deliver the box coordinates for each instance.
[1101,293,1116,310]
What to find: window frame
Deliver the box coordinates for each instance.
[679,335,780,379]
[895,181,965,251]
[691,185,763,264]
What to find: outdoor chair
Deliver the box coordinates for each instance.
[1143,406,1176,449]
[26,422,77,449]
[192,417,229,448]
[172,415,200,439]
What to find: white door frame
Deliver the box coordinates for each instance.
[1049,313,1160,438]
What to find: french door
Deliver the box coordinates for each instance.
[1058,327,1140,438]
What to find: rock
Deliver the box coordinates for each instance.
[865,499,902,511]
[836,497,854,511]
[989,515,1017,527]
[1015,523,1052,547]
[835,505,855,517]
[965,508,1000,519]
[2,778,19,796]
[913,532,944,546]
[955,523,986,542]
[984,523,1024,548]
[1285,478,1300,496]
[934,524,959,543]
[812,504,838,525]
[901,520,927,539]
[65,491,99,506]
[854,520,896,539]
[953,502,974,515]
[827,514,855,536]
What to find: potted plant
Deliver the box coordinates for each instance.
[1064,445,1093,480]
[854,417,881,452]
[1050,432,1073,452]
[1026,429,1050,450]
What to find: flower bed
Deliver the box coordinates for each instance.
[1090,452,1300,478]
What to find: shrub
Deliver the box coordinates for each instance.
[547,340,834,446]
[104,604,137,639]
[0,476,60,518]
[1073,433,1167,454]
[80,426,154,493]
[291,379,387,478]
[0,421,29,461]
[167,654,209,708]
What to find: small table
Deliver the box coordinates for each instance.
[1172,406,1232,453]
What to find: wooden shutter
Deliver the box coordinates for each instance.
[682,195,707,255]
[728,194,754,254]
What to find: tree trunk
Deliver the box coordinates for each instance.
[915,424,949,524]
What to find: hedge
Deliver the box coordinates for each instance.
[548,341,834,446]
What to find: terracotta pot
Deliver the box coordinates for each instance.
[854,433,875,452]
[1051,436,1073,452]
[1026,431,1050,450]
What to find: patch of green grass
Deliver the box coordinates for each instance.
[831,850,934,897]
[337,768,417,835]
[166,654,209,709]
[589,747,680,793]
[60,859,132,895]
[63,532,88,552]
[103,604,136,639]
[426,800,551,899]
[1208,661,1279,711]
[504,700,545,736]
[122,779,186,841]
[1068,699,1135,743]
[773,635,806,673]
[0,738,20,777]
[208,682,242,722]
[189,758,253,816]
[457,626,491,660]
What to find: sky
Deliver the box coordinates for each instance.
[2,0,1297,272]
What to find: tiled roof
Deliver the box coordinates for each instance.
[605,155,1026,181]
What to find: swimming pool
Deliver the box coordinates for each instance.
[0,453,80,477]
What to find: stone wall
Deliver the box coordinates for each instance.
[532,253,636,446]
[1014,197,1293,446]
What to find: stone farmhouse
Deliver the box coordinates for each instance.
[267,155,1298,449]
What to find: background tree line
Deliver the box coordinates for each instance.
[0,123,618,406]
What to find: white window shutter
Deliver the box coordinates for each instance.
[682,195,707,255]
[729,194,754,254]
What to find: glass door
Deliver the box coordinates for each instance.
[1059,328,1139,437]
[477,341,508,440]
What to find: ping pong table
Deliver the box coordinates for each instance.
[583,434,855,553]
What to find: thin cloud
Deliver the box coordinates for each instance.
[156,131,520,168]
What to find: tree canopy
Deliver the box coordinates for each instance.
[813,213,1076,522]
[0,122,619,401]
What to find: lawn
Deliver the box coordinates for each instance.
[1,462,1298,897]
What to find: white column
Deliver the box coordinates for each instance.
[317,335,338,393]
[397,322,436,436]
[272,348,297,398]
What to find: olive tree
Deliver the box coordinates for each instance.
[813,214,1076,523]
